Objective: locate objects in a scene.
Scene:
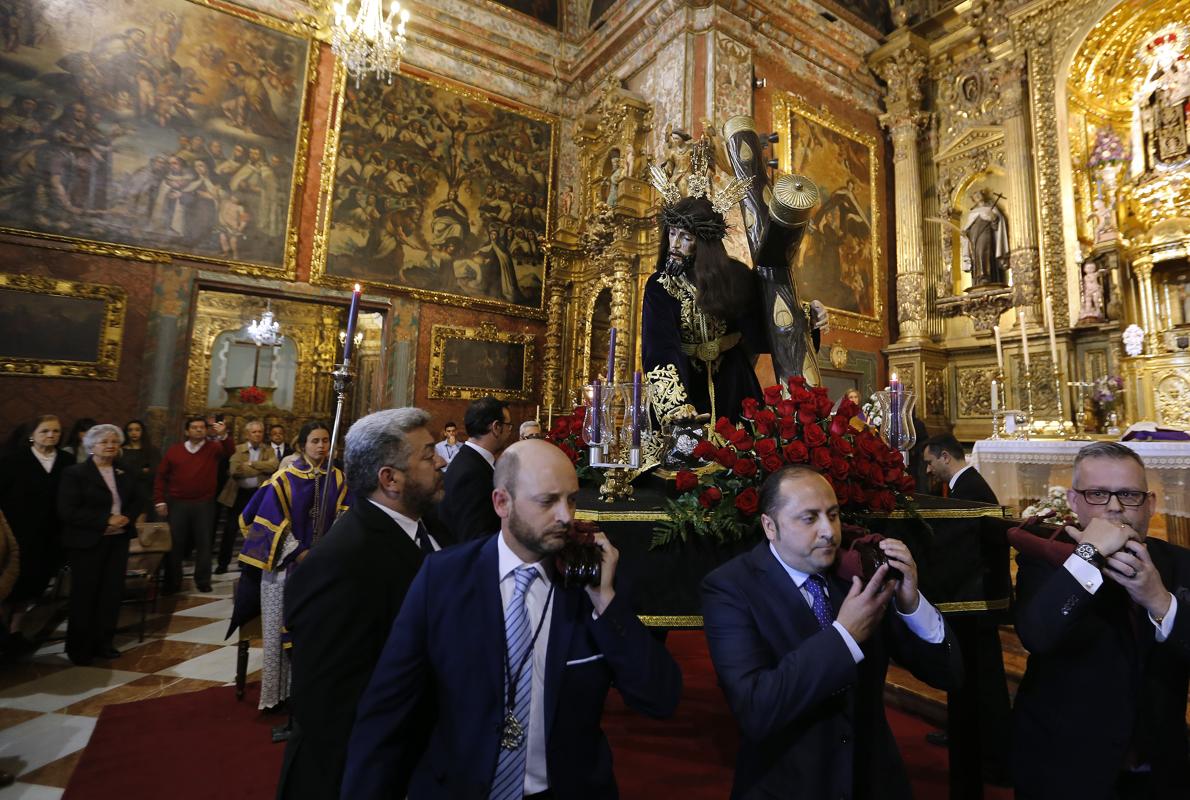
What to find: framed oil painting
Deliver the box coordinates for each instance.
[0,273,126,379]
[0,0,314,274]
[429,322,535,401]
[311,68,555,318]
[773,93,884,336]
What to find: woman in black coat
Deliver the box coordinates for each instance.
[0,415,69,642]
[58,424,143,665]
[118,419,160,522]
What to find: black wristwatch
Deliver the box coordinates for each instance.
[1073,542,1106,569]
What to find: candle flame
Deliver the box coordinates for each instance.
[353,283,362,292]
[890,372,898,382]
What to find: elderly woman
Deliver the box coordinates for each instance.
[57,424,144,666]
[0,415,68,646]
[235,420,349,711]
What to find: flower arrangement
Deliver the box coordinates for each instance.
[546,406,596,481]
[238,386,267,405]
[1087,128,1127,170]
[860,392,882,428]
[654,377,918,547]
[1092,375,1124,412]
[1021,486,1078,527]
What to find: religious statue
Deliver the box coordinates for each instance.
[1078,257,1106,323]
[622,144,635,179]
[559,185,573,217]
[659,124,692,190]
[960,188,1009,286]
[605,152,624,207]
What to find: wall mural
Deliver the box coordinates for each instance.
[775,93,884,337]
[313,69,555,317]
[0,0,313,272]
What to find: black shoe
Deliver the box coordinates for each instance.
[197,583,213,593]
[67,651,93,667]
[0,768,15,787]
[214,565,228,575]
[925,730,949,747]
[94,645,122,660]
[271,720,293,743]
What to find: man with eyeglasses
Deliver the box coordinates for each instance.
[440,396,512,541]
[1012,442,1190,800]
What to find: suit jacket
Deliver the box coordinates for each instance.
[217,442,278,506]
[702,542,961,800]
[439,444,499,542]
[949,466,999,504]
[277,500,455,800]
[57,460,143,550]
[341,535,683,799]
[268,442,295,466]
[1012,539,1190,799]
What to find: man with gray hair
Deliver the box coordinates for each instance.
[1013,442,1190,799]
[215,419,276,574]
[278,407,452,800]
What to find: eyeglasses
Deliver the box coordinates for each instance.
[1071,488,1152,507]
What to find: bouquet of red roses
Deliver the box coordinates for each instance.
[238,386,266,405]
[546,406,596,480]
[655,376,917,546]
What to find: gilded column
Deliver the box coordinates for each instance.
[996,58,1043,314]
[610,254,633,383]
[875,43,930,345]
[542,272,568,409]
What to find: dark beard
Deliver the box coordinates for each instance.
[664,249,695,277]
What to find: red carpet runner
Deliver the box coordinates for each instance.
[65,631,980,799]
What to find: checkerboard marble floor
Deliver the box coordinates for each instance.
[0,568,261,798]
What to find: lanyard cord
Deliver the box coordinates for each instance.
[503,582,555,710]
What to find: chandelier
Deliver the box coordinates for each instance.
[246,303,284,348]
[331,0,410,86]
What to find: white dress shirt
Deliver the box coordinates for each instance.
[1063,553,1177,640]
[183,440,204,455]
[465,440,496,468]
[768,543,945,663]
[948,464,974,491]
[496,531,552,794]
[366,500,441,551]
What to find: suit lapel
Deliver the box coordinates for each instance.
[751,544,821,644]
[479,537,507,709]
[355,501,423,564]
[543,583,579,742]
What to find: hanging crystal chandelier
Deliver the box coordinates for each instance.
[331,0,410,87]
[246,303,284,348]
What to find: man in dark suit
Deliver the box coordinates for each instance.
[439,395,511,541]
[267,424,294,467]
[922,432,1011,794]
[277,408,453,800]
[923,433,998,504]
[1013,442,1190,799]
[342,439,682,799]
[702,464,960,800]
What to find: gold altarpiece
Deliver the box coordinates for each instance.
[541,84,658,411]
[869,0,1190,440]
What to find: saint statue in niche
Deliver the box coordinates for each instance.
[960,188,1009,287]
[605,151,625,207]
[1078,257,1106,323]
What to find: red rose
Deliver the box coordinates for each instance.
[829,415,850,437]
[715,447,738,469]
[730,431,754,452]
[858,432,884,456]
[692,440,717,460]
[788,375,807,390]
[802,423,827,447]
[849,482,869,505]
[829,457,850,480]
[761,453,783,472]
[778,419,798,439]
[754,418,774,437]
[816,395,835,416]
[830,435,853,455]
[763,385,784,405]
[559,444,578,463]
[782,440,809,463]
[790,387,813,405]
[733,458,758,477]
[797,407,819,425]
[741,397,760,420]
[899,474,916,493]
[776,399,797,418]
[755,409,777,427]
[837,398,859,418]
[810,447,833,470]
[755,438,778,457]
[674,470,699,492]
[870,490,897,512]
[734,487,760,515]
[884,467,906,485]
[698,486,723,508]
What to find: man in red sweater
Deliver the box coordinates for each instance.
[155,416,234,593]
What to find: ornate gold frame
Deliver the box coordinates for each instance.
[309,64,556,319]
[0,0,318,279]
[0,273,126,380]
[428,321,535,401]
[772,92,885,337]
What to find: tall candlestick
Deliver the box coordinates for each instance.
[606,327,617,382]
[632,370,642,448]
[343,283,362,363]
[1044,296,1059,366]
[535,404,540,422]
[991,379,999,412]
[1019,309,1031,371]
[591,379,602,445]
[993,325,1004,372]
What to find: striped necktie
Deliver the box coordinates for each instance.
[490,566,539,800]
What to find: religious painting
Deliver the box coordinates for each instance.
[429,323,535,401]
[774,93,883,337]
[0,273,125,379]
[0,0,313,273]
[311,68,555,318]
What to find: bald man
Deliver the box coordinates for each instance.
[343,440,682,799]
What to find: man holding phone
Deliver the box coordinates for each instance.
[701,464,960,799]
[154,416,234,593]
[1013,442,1190,799]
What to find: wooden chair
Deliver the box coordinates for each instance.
[123,522,172,642]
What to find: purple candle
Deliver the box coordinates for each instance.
[606,327,617,382]
[889,373,902,446]
[632,370,642,447]
[343,283,362,363]
[591,379,602,444]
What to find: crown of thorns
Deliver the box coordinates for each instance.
[649,134,752,241]
[659,205,728,241]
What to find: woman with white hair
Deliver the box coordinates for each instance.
[57,424,144,666]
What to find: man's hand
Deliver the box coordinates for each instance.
[109,514,130,528]
[1066,517,1140,557]
[211,421,228,438]
[155,502,168,517]
[836,565,896,644]
[1104,541,1173,620]
[809,300,829,331]
[586,531,618,616]
[879,538,920,613]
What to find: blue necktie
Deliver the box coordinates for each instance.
[491,566,539,800]
[802,574,834,630]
